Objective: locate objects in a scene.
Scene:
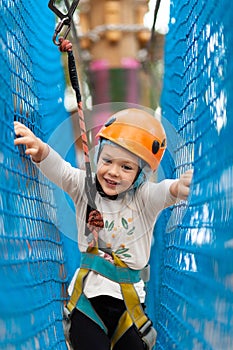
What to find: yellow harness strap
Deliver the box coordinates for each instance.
[67,247,150,349]
[111,310,133,348]
[67,267,89,312]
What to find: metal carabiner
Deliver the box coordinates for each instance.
[48,0,80,45]
[52,17,71,45]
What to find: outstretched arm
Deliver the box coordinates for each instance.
[14,121,84,200]
[14,121,49,163]
[169,169,193,200]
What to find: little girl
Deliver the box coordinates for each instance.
[14,108,193,350]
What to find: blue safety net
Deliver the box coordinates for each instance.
[0,1,79,349]
[146,0,233,349]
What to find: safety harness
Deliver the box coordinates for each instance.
[63,246,157,350]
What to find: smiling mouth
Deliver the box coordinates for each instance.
[104,178,119,186]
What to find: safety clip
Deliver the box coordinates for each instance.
[139,320,157,350]
[48,0,80,45]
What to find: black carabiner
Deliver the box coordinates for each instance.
[48,0,80,45]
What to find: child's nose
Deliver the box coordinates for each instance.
[108,164,119,176]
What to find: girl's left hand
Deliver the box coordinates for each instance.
[170,169,193,200]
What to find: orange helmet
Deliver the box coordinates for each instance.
[96,108,166,171]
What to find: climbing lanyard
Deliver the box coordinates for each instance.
[48,0,96,210]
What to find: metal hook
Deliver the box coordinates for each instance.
[52,17,71,45]
[48,0,80,45]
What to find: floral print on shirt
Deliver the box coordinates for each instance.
[103,216,136,258]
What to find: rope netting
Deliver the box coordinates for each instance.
[0,1,78,349]
[146,0,233,349]
[1,0,233,349]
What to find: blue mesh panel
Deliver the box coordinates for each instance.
[146,0,233,349]
[0,1,79,349]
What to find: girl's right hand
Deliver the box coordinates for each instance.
[14,121,49,163]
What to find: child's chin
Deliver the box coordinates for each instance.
[103,186,121,196]
[104,189,118,196]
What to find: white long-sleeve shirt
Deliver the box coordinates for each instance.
[37,147,177,302]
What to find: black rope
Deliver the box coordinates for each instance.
[67,51,82,103]
[150,0,162,43]
[146,0,162,62]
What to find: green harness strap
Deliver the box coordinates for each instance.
[66,247,150,348]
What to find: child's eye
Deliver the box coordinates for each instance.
[122,164,133,171]
[102,157,111,164]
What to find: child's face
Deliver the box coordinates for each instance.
[97,144,139,196]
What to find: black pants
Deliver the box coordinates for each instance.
[69,295,146,350]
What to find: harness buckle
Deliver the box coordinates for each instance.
[62,306,73,348]
[139,320,157,350]
[140,264,150,282]
[63,305,71,320]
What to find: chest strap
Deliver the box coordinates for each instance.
[81,251,141,283]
